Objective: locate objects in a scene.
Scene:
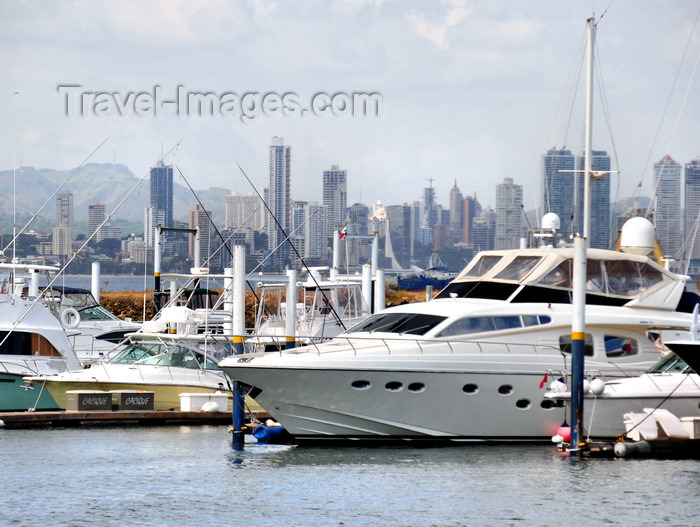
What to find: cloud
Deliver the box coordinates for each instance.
[407,0,470,49]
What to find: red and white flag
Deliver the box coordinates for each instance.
[339,226,347,239]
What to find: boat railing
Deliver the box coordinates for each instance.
[1,356,81,376]
[253,334,564,358]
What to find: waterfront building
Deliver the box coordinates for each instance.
[267,136,292,269]
[495,178,523,250]
[149,161,174,230]
[653,155,682,259]
[322,165,347,243]
[51,226,70,257]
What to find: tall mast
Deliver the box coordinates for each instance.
[570,16,596,456]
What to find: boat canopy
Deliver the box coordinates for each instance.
[438,248,691,310]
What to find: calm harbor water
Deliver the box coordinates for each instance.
[1,425,698,526]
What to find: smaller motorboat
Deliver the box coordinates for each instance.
[23,333,232,411]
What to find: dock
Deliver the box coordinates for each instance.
[0,409,270,429]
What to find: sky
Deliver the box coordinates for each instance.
[1,0,699,217]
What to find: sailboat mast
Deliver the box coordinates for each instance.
[570,17,596,455]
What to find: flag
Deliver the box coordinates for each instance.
[539,372,548,389]
[339,226,347,239]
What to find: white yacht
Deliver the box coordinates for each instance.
[219,245,696,442]
[0,264,83,411]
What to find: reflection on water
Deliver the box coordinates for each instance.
[2,426,698,526]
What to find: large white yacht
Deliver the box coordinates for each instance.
[219,244,697,442]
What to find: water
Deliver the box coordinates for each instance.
[1,425,698,526]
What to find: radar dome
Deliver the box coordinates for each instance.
[620,217,655,255]
[541,213,561,230]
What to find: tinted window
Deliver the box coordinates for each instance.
[494,256,541,281]
[464,255,502,277]
[347,313,446,336]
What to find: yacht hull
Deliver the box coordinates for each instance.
[35,378,231,411]
[0,372,60,411]
[223,362,574,441]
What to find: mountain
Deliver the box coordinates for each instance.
[0,163,229,230]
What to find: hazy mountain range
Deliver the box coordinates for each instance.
[0,163,229,228]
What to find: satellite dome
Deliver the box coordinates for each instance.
[541,213,561,231]
[620,217,655,255]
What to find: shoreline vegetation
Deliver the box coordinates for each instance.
[100,289,429,328]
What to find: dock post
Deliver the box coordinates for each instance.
[91,262,101,303]
[231,245,247,451]
[374,269,385,313]
[286,269,297,349]
[362,264,372,315]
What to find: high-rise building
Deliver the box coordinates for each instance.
[291,201,328,262]
[88,201,106,242]
[654,155,682,258]
[52,226,70,257]
[188,204,212,264]
[150,161,174,230]
[449,181,464,244]
[267,136,292,269]
[684,158,700,262]
[575,150,611,249]
[56,190,74,233]
[225,192,266,231]
[385,205,412,269]
[322,165,347,242]
[472,206,496,252]
[495,178,523,250]
[542,149,575,239]
[463,194,481,246]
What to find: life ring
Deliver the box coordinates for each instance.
[60,307,80,329]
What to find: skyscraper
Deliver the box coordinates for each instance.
[88,201,106,242]
[322,165,347,242]
[56,191,74,230]
[150,161,174,230]
[463,194,481,246]
[653,155,682,258]
[291,201,328,261]
[225,192,266,231]
[684,158,700,262]
[268,136,292,269]
[575,150,611,249]
[542,149,575,239]
[188,204,212,264]
[449,181,464,245]
[495,178,523,250]
[385,205,412,269]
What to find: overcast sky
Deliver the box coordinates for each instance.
[2,0,699,217]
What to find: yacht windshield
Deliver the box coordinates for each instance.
[346,313,446,335]
[494,256,542,281]
[111,342,165,363]
[464,255,502,278]
[648,352,692,373]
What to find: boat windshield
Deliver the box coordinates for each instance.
[464,255,502,278]
[111,342,165,363]
[648,352,693,374]
[137,345,219,369]
[435,315,552,337]
[346,313,446,335]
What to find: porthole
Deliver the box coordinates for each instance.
[462,383,479,394]
[540,399,562,410]
[351,380,371,390]
[408,382,425,393]
[515,399,531,409]
[498,384,514,395]
[385,381,403,392]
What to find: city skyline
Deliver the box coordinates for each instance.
[2,2,699,213]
